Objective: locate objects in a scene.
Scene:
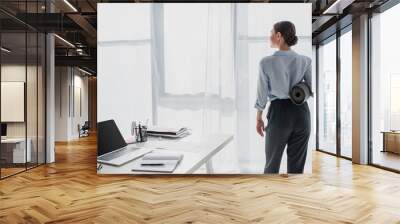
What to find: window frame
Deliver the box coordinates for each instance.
[315,24,353,161]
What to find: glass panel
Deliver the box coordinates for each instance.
[371,4,400,171]
[340,30,352,158]
[27,31,38,169]
[1,31,27,177]
[26,0,39,169]
[318,38,337,154]
[38,33,46,165]
[0,1,46,178]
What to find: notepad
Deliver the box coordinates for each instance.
[142,152,183,161]
[131,152,183,173]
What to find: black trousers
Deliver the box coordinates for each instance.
[264,99,311,174]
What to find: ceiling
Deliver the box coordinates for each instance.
[0,0,393,75]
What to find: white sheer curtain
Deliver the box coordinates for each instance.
[234,3,313,173]
[98,3,313,173]
[154,3,238,172]
[98,3,153,140]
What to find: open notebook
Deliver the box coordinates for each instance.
[131,152,183,173]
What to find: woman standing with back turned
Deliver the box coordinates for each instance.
[255,21,312,174]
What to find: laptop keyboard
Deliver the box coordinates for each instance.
[100,146,141,161]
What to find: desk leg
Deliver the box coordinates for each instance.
[206,159,214,174]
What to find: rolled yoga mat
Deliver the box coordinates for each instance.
[290,82,312,105]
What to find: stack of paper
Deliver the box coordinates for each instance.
[131,152,183,173]
[147,126,190,138]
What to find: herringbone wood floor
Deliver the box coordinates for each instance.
[1,135,400,224]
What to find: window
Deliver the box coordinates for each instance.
[163,4,209,95]
[159,3,234,97]
[370,3,400,171]
[390,74,400,130]
[318,37,337,154]
[340,29,352,158]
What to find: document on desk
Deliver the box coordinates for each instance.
[131,152,183,173]
[147,126,190,138]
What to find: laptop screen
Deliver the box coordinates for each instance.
[97,119,127,156]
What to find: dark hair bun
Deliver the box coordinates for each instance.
[273,21,298,47]
[286,35,298,46]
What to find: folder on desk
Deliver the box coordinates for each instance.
[147,126,190,138]
[131,152,183,173]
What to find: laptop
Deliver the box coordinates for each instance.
[97,119,152,166]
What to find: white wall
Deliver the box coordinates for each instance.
[1,65,36,138]
[55,67,89,141]
[72,73,89,138]
[55,67,69,141]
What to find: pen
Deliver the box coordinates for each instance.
[131,121,136,136]
[138,123,142,142]
[141,163,165,166]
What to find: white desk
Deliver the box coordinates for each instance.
[97,134,233,174]
[1,138,31,163]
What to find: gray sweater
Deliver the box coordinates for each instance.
[254,50,312,111]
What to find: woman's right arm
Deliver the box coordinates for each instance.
[256,110,265,137]
[254,60,269,111]
[255,60,269,137]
